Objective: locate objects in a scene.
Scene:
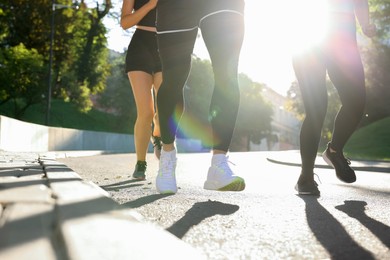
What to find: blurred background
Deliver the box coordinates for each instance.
[0,0,389,158]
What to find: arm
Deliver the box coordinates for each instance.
[353,0,376,37]
[120,0,158,30]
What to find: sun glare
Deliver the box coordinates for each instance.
[229,0,330,94]
[244,1,329,55]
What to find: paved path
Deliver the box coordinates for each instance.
[58,151,390,260]
[0,151,204,260]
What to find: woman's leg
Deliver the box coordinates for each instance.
[200,11,244,153]
[152,71,163,138]
[327,42,366,152]
[293,50,328,182]
[157,30,198,148]
[128,71,154,161]
[151,71,163,158]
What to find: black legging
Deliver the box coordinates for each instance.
[157,12,244,151]
[293,25,366,173]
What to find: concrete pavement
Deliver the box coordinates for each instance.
[1,150,389,259]
[0,151,205,260]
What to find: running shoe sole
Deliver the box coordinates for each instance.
[295,183,320,196]
[204,178,245,191]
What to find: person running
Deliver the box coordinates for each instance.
[154,0,246,194]
[121,0,162,180]
[293,0,376,195]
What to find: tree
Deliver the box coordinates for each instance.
[95,50,136,133]
[0,43,46,118]
[361,43,390,125]
[359,0,390,125]
[0,0,112,119]
[51,0,112,112]
[231,74,273,151]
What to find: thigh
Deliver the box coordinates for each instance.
[326,42,365,103]
[200,0,245,69]
[156,0,199,33]
[157,30,198,86]
[128,71,154,112]
[293,49,328,112]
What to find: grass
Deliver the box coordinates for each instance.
[345,117,390,161]
[1,99,132,134]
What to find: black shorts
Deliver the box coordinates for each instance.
[156,0,245,34]
[125,29,162,74]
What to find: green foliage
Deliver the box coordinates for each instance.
[0,0,112,119]
[232,74,274,151]
[96,50,136,131]
[19,99,130,134]
[360,42,390,125]
[345,116,390,160]
[359,0,390,124]
[369,0,390,41]
[0,43,46,118]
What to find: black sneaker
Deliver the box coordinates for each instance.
[132,161,147,180]
[151,136,162,159]
[295,181,320,196]
[322,143,356,183]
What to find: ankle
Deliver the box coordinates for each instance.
[211,154,227,165]
[328,143,340,153]
[161,148,176,159]
[162,143,175,152]
[298,172,314,183]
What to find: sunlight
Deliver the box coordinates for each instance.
[244,0,329,55]
[225,0,330,95]
[287,0,329,54]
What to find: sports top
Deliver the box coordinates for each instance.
[134,0,156,27]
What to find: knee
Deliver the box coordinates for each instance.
[137,109,154,123]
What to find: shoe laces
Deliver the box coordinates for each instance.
[337,153,352,167]
[344,156,351,165]
[314,173,322,185]
[215,156,235,175]
[159,157,176,177]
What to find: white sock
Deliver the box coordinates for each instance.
[211,154,227,165]
[161,148,176,159]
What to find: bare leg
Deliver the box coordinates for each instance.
[128,71,154,161]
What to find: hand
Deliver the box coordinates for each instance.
[362,23,376,38]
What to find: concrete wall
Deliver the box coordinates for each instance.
[0,115,134,152]
[0,115,206,153]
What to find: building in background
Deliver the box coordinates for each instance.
[250,86,300,151]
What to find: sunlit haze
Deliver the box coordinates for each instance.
[103,0,329,96]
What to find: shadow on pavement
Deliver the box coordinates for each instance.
[335,200,390,249]
[335,184,390,197]
[166,200,239,239]
[298,195,375,260]
[100,179,145,191]
[0,178,81,190]
[0,196,120,258]
[121,194,174,209]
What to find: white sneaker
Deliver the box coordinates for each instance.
[156,150,177,194]
[203,155,245,191]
